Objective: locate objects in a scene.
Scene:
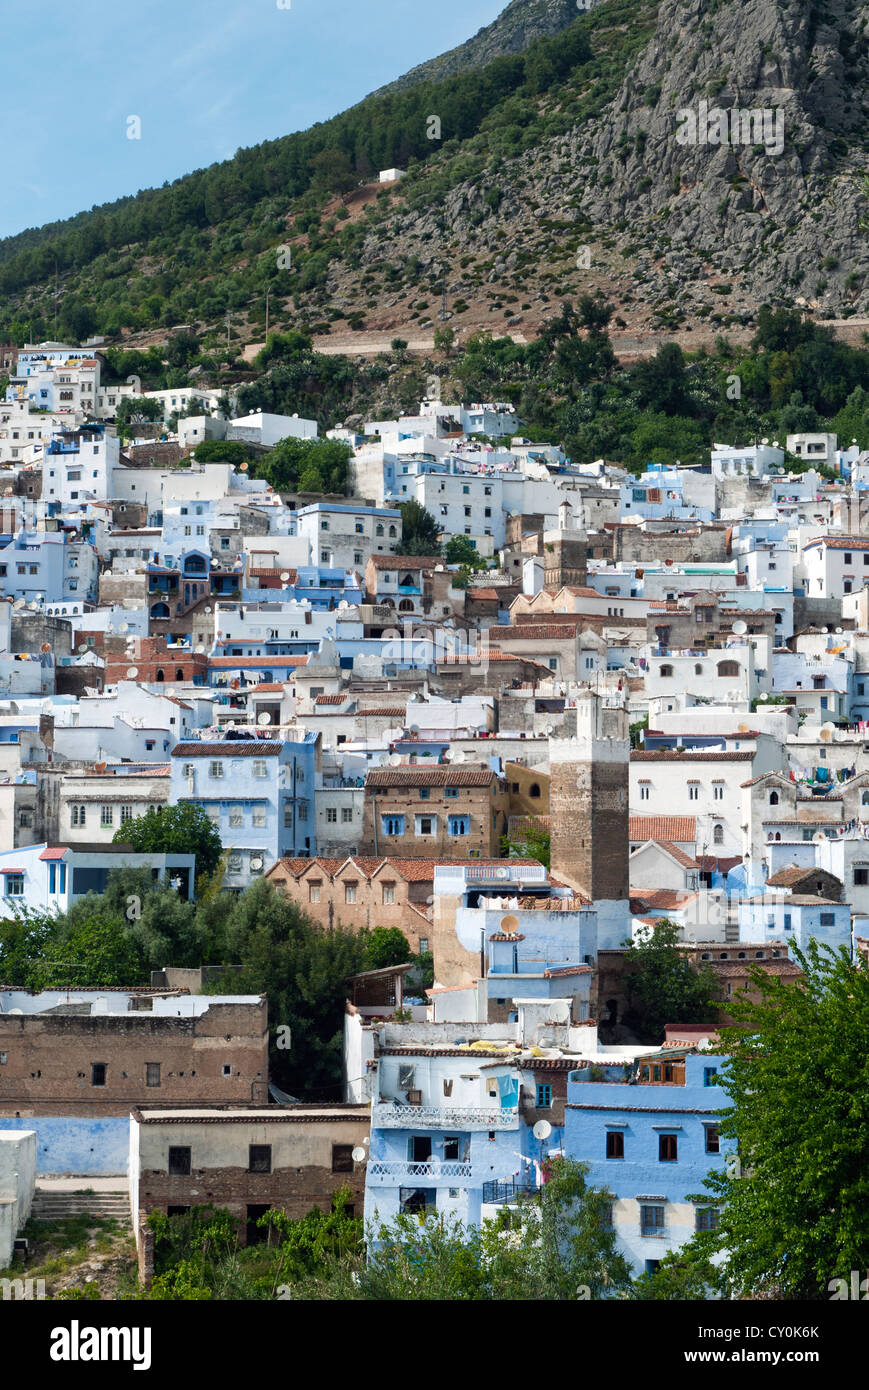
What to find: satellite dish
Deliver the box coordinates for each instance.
[496,867,509,880]
[732,619,747,635]
[835,627,843,635]
[120,623,129,634]
[388,753,401,766]
[351,1147,366,1163]
[257,712,271,725]
[761,438,769,445]
[126,666,139,679]
[280,571,290,583]
[204,606,212,614]
[409,724,421,736]
[196,644,205,654]
[737,722,750,733]
[453,749,467,763]
[239,461,248,472]
[760,692,769,702]
[819,723,835,741]
[532,1120,552,1141]
[41,643,51,653]
[500,914,519,933]
[167,687,177,698]
[13,598,25,609]
[813,831,827,842]
[77,644,88,654]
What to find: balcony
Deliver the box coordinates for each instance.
[397,584,421,595]
[372,1103,519,1131]
[367,1160,473,1186]
[481,1176,537,1204]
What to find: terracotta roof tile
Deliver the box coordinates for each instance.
[631,751,754,762]
[171,741,282,757]
[369,555,443,570]
[629,815,696,843]
[365,767,499,787]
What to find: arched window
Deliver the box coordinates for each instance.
[155,668,165,682]
[398,598,414,612]
[694,663,703,675]
[381,598,395,609]
[862,790,869,805]
[775,832,781,841]
[389,525,397,538]
[717,660,740,677]
[375,524,384,536]
[713,824,724,844]
[150,602,170,620]
[529,783,541,799]
[659,664,674,678]
[769,791,779,806]
[175,668,184,681]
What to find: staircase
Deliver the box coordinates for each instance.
[32,1187,130,1225]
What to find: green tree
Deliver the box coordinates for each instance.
[35,897,147,988]
[444,535,480,567]
[398,498,441,556]
[309,149,356,202]
[115,395,164,425]
[502,822,551,869]
[695,942,869,1299]
[192,439,255,465]
[433,325,455,358]
[257,436,351,494]
[114,803,223,880]
[361,926,413,970]
[624,919,717,1042]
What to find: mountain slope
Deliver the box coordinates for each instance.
[368,0,585,96]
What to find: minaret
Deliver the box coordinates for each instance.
[549,690,631,950]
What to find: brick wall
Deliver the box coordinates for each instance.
[0,1001,269,1116]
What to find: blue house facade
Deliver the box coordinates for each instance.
[170,731,317,888]
[564,1050,732,1275]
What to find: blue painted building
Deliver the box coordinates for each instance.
[170,731,318,887]
[564,1047,732,1275]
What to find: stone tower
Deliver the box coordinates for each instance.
[541,527,588,590]
[549,690,630,949]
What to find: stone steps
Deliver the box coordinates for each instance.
[31,1191,130,1223]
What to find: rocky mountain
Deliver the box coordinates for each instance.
[346,0,869,340]
[369,0,585,96]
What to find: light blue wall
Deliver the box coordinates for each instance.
[0,1116,129,1175]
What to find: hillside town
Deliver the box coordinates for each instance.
[0,335,866,1296]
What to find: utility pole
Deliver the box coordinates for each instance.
[265,287,272,342]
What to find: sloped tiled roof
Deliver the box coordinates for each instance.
[365,767,498,787]
[629,815,696,843]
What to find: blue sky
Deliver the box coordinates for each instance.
[0,0,505,240]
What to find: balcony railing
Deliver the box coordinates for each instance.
[367,1161,472,1185]
[481,1176,536,1204]
[372,1103,519,1130]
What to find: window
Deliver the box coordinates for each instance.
[535,1083,552,1109]
[248,1145,272,1174]
[688,785,699,801]
[659,1134,678,1162]
[419,787,430,800]
[382,882,395,905]
[229,805,244,827]
[100,805,113,827]
[659,664,673,678]
[326,807,337,823]
[331,1144,354,1173]
[717,660,740,677]
[309,881,322,903]
[120,805,133,824]
[854,867,869,886]
[252,807,266,828]
[713,784,724,801]
[91,1063,107,1087]
[713,824,724,844]
[448,815,470,836]
[705,1125,720,1154]
[210,761,224,779]
[640,1205,665,1236]
[820,912,835,926]
[444,786,459,799]
[382,816,405,836]
[605,1131,624,1159]
[222,1064,232,1077]
[443,1136,460,1161]
[639,783,650,801]
[696,1207,720,1231]
[343,882,357,905]
[703,1067,717,1087]
[341,807,353,823]
[146,1063,161,1088]
[419,937,429,954]
[253,760,267,779]
[168,1146,191,1176]
[416,816,435,836]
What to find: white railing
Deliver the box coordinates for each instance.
[368,1161,473,1181]
[372,1103,519,1130]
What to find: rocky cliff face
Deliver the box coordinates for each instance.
[351,0,869,330]
[369,0,584,97]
